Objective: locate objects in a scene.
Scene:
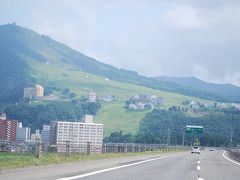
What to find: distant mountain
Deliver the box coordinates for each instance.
[155,76,240,102]
[0,23,234,103]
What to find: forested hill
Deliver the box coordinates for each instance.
[0,23,234,103]
[105,108,240,146]
[156,76,240,102]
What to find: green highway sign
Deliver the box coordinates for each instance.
[185,125,203,134]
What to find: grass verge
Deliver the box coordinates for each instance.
[0,148,188,170]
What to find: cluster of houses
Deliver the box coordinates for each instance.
[182,100,206,110]
[231,103,240,110]
[87,91,118,103]
[126,93,164,110]
[182,100,240,111]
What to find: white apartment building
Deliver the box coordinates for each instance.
[16,123,31,142]
[50,119,103,154]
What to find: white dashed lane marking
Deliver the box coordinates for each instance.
[197,165,201,171]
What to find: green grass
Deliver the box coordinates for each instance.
[95,101,151,136]
[26,60,212,136]
[0,148,188,170]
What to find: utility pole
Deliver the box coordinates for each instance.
[87,141,91,155]
[182,127,185,148]
[29,94,32,105]
[35,136,41,159]
[66,122,73,156]
[166,129,171,146]
[66,140,70,156]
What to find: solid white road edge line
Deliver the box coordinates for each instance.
[223,151,240,166]
[56,155,175,180]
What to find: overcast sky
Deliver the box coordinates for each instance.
[1,0,240,86]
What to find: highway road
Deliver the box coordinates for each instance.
[0,150,239,180]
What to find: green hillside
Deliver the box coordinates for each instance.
[0,23,213,136]
[29,60,211,136]
[0,23,227,103]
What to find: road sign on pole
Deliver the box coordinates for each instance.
[185,125,203,134]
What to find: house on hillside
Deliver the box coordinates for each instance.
[88,91,97,102]
[126,93,164,110]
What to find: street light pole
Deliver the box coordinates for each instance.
[182,129,185,148]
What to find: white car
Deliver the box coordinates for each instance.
[191,146,200,154]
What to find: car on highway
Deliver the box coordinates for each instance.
[191,146,200,154]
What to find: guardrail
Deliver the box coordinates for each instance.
[227,149,240,162]
[102,143,187,154]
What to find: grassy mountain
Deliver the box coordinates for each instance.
[0,23,221,136]
[156,76,240,102]
[0,23,228,103]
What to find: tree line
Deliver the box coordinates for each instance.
[104,108,240,147]
[3,99,101,132]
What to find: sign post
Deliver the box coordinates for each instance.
[186,125,203,134]
[184,125,203,147]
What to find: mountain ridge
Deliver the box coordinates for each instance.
[0,23,237,103]
[155,76,240,102]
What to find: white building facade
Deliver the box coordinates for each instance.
[16,123,31,142]
[41,125,50,145]
[50,120,103,154]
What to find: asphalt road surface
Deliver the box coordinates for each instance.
[0,150,239,180]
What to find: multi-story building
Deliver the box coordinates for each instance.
[0,119,18,148]
[31,129,41,141]
[23,85,44,98]
[16,123,31,142]
[35,85,44,97]
[41,125,50,145]
[23,87,35,98]
[0,113,6,120]
[41,125,50,151]
[50,117,103,154]
[88,91,97,102]
[83,115,93,123]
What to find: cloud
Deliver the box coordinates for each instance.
[162,6,205,29]
[1,0,240,86]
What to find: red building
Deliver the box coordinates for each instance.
[0,119,18,148]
